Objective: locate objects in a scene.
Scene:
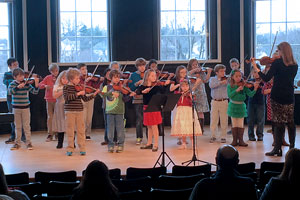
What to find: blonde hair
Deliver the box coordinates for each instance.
[66,68,80,81]
[55,70,67,87]
[142,69,156,86]
[187,58,198,71]
[277,42,297,66]
[49,63,59,72]
[109,61,120,70]
[175,65,187,83]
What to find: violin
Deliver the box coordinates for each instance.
[84,73,104,83]
[22,73,43,85]
[112,83,133,95]
[140,72,144,79]
[246,55,280,65]
[188,76,197,83]
[220,76,229,81]
[237,79,254,88]
[75,85,99,94]
[151,80,175,87]
[194,67,209,74]
[159,71,175,80]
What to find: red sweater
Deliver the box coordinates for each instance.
[38,74,56,102]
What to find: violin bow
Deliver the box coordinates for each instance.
[121,61,128,73]
[269,31,278,57]
[24,65,35,85]
[148,66,167,91]
[85,58,102,90]
[157,63,166,78]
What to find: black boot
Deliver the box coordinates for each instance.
[287,122,296,149]
[266,123,283,156]
[230,127,238,146]
[56,132,64,149]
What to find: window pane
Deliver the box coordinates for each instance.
[271,0,286,22]
[93,37,108,61]
[256,1,270,23]
[77,12,91,36]
[287,0,300,21]
[191,0,205,10]
[272,23,286,44]
[176,0,190,11]
[191,36,206,59]
[256,24,271,44]
[161,0,175,11]
[60,0,75,12]
[176,36,189,59]
[76,0,91,11]
[60,37,76,62]
[0,51,9,73]
[92,0,107,11]
[0,27,9,50]
[161,11,175,35]
[0,3,8,25]
[287,23,300,44]
[60,12,76,36]
[92,12,107,36]
[176,11,189,35]
[77,37,92,62]
[191,11,205,33]
[256,44,271,58]
[160,36,176,60]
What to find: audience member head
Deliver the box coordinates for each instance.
[77,160,118,199]
[215,145,239,170]
[279,148,300,185]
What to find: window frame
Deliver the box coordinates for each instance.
[158,0,222,64]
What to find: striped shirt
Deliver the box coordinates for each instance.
[8,80,39,108]
[63,84,95,112]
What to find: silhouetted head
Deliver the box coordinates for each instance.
[216,145,239,170]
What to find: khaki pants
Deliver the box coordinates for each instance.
[83,98,94,137]
[210,100,228,138]
[65,111,85,152]
[13,108,31,145]
[46,101,56,135]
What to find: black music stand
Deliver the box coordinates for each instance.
[145,93,181,168]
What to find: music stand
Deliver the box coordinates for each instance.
[145,93,181,168]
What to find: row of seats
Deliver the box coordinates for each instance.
[6,161,284,200]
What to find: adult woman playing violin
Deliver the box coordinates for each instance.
[251,42,298,157]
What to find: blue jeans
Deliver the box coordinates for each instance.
[134,104,144,139]
[247,103,265,139]
[107,114,125,148]
[7,95,26,141]
[103,109,108,142]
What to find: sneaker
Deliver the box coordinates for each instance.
[221,138,226,143]
[227,130,232,135]
[10,144,20,150]
[136,138,142,145]
[116,146,123,153]
[177,139,182,145]
[101,141,108,145]
[27,143,33,150]
[46,135,53,142]
[257,136,263,141]
[249,137,256,141]
[86,136,91,140]
[108,147,114,153]
[80,151,86,156]
[66,151,73,156]
[209,137,216,143]
[5,138,15,144]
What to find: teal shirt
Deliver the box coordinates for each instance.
[227,84,256,118]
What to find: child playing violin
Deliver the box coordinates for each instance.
[38,63,59,142]
[128,58,146,145]
[136,69,170,152]
[77,63,101,140]
[52,70,68,149]
[63,68,100,156]
[101,70,135,153]
[187,59,212,133]
[170,79,202,149]
[9,68,40,150]
[227,69,259,147]
[247,66,265,142]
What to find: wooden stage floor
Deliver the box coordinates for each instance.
[0,125,298,178]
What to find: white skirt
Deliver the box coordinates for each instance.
[171,106,202,137]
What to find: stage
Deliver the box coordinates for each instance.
[0,126,297,178]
